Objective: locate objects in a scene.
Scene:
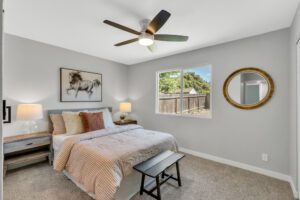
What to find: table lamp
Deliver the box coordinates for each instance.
[17,104,43,133]
[119,102,131,122]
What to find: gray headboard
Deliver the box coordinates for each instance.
[47,107,112,133]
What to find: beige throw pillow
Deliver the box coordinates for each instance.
[62,112,85,135]
[50,114,66,135]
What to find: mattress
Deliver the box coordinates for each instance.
[52,134,72,151]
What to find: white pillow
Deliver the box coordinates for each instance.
[62,111,85,135]
[88,108,115,128]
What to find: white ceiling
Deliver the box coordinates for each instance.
[4,0,300,65]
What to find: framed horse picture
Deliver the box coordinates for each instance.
[60,68,102,102]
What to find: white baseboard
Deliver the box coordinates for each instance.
[288,177,299,199]
[179,147,299,199]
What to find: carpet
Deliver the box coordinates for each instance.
[4,154,294,200]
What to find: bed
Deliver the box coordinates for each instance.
[48,107,177,200]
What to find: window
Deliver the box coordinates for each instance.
[156,65,212,117]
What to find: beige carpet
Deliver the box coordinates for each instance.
[4,154,294,200]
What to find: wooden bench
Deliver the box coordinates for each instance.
[133,150,185,200]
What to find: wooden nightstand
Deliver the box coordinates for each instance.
[3,132,52,177]
[114,119,137,125]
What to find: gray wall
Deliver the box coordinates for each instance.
[290,3,300,192]
[3,34,128,136]
[128,29,290,174]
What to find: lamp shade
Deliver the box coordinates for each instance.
[119,102,131,113]
[17,104,43,121]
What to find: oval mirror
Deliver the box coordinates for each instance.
[223,68,274,109]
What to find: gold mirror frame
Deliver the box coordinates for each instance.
[223,67,274,110]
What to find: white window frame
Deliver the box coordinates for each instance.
[155,65,212,119]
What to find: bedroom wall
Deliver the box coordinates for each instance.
[289,3,300,193]
[3,34,128,136]
[128,29,290,175]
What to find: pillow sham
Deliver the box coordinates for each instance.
[50,114,66,135]
[62,111,85,135]
[88,108,115,128]
[79,112,105,132]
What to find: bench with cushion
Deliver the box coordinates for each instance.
[133,150,185,200]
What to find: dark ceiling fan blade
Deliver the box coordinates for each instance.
[146,10,171,34]
[103,20,141,35]
[114,38,139,46]
[154,34,189,42]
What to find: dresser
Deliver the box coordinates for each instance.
[3,132,52,176]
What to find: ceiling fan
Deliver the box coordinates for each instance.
[103,10,189,52]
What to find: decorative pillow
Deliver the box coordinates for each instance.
[62,112,85,135]
[79,112,105,132]
[88,108,115,128]
[50,114,66,135]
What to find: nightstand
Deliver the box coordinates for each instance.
[3,132,52,177]
[114,119,137,125]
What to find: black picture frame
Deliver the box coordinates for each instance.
[60,67,102,102]
[3,100,11,124]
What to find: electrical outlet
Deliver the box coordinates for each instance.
[262,153,269,162]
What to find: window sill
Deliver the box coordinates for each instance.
[155,112,212,119]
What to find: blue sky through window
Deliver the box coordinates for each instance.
[184,65,211,82]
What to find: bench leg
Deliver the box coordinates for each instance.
[176,162,182,187]
[156,176,161,200]
[161,171,165,179]
[140,174,145,195]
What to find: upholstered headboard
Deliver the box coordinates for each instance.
[47,107,112,133]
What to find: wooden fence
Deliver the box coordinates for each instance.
[159,94,210,114]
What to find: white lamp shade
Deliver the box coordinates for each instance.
[119,102,132,113]
[17,104,43,121]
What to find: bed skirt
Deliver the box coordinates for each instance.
[63,169,142,200]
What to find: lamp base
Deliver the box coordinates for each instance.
[22,121,38,134]
[120,114,126,121]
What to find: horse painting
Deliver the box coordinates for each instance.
[66,71,101,98]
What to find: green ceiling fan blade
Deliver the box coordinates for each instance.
[154,34,189,42]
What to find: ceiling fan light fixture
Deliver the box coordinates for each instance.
[138,32,154,46]
[104,10,188,50]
